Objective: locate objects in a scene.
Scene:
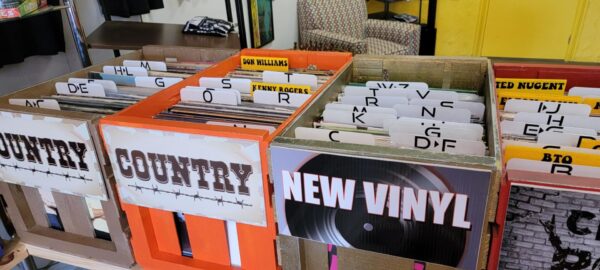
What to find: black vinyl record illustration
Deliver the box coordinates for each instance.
[284,154,467,267]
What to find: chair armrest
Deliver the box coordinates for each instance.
[301,30,367,55]
[365,19,421,55]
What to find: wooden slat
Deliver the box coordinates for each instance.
[147,208,181,256]
[278,236,303,270]
[25,243,133,270]
[185,215,230,266]
[20,186,49,228]
[100,197,134,265]
[52,192,94,237]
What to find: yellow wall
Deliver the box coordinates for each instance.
[434,0,484,56]
[481,0,580,59]
[569,0,600,62]
[367,0,600,62]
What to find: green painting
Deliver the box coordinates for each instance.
[248,0,274,48]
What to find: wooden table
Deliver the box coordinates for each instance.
[86,21,241,51]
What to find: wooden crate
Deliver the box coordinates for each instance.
[0,46,238,268]
[99,49,353,270]
[0,198,28,270]
[269,55,502,270]
[279,236,456,270]
[489,63,600,270]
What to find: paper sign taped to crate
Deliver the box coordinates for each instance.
[102,125,267,226]
[0,111,108,200]
[270,146,491,269]
[495,78,567,95]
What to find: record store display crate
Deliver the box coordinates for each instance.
[489,63,600,270]
[269,55,502,270]
[0,46,238,268]
[99,49,353,270]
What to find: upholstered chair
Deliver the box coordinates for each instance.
[298,0,421,55]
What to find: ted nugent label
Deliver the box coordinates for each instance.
[0,112,107,200]
[102,125,266,226]
[270,146,491,268]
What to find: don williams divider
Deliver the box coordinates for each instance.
[99,49,352,269]
[0,46,238,268]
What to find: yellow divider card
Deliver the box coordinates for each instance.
[497,90,583,110]
[241,56,289,72]
[496,78,567,95]
[250,82,312,95]
[583,97,600,116]
[505,145,600,167]
[579,137,600,150]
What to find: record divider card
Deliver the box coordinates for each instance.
[0,45,238,269]
[99,49,352,270]
[269,55,502,270]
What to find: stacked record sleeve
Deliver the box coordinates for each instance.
[9,59,215,115]
[294,81,490,156]
[154,68,334,133]
[498,87,600,144]
[498,86,600,176]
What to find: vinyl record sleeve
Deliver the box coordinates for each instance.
[270,145,492,269]
[499,184,600,270]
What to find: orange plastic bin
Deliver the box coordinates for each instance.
[99,49,352,270]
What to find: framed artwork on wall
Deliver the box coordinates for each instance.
[247,0,274,48]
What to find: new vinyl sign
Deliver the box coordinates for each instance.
[0,112,108,200]
[270,146,491,269]
[102,125,267,226]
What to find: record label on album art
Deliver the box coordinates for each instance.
[270,146,492,268]
[102,125,267,226]
[0,111,108,200]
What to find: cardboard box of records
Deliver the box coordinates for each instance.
[98,49,352,269]
[0,45,237,268]
[489,63,600,270]
[269,55,502,270]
